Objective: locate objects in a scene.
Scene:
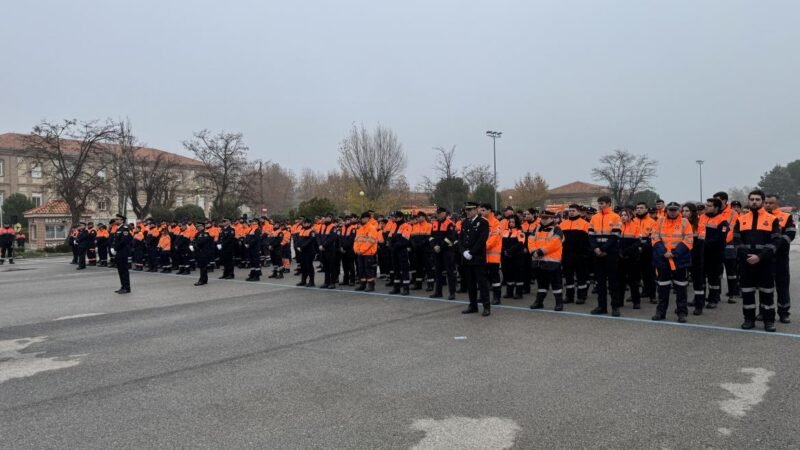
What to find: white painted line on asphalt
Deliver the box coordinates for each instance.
[410,416,521,450]
[718,368,775,418]
[65,264,800,340]
[53,313,106,321]
[454,336,467,340]
[0,336,86,384]
[717,427,732,436]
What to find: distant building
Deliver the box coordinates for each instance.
[0,132,211,222]
[23,200,92,250]
[546,181,609,208]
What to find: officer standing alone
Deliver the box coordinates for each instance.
[110,215,133,294]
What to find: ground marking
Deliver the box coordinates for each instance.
[411,416,521,450]
[0,336,86,384]
[719,368,775,418]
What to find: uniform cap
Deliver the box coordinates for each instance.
[436,207,448,214]
[666,201,681,210]
[463,201,478,210]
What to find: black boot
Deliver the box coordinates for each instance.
[355,282,366,291]
[426,282,434,292]
[390,285,401,295]
[491,290,501,305]
[401,285,410,296]
[530,293,545,309]
[513,285,523,300]
[365,282,375,292]
[482,303,491,316]
[554,295,564,312]
[503,285,514,299]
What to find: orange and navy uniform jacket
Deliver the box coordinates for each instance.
[651,215,693,270]
[633,214,657,250]
[389,220,412,253]
[699,211,728,254]
[157,233,171,252]
[485,215,502,264]
[770,209,796,255]
[341,223,359,254]
[95,228,110,242]
[526,223,564,270]
[207,225,221,242]
[560,216,590,258]
[410,219,432,253]
[316,223,339,253]
[588,207,622,254]
[721,204,739,256]
[382,220,398,246]
[430,217,457,251]
[500,227,526,258]
[354,222,383,256]
[618,219,642,259]
[733,208,782,262]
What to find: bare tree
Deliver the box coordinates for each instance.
[240,159,296,216]
[183,130,248,215]
[115,120,181,219]
[512,172,549,208]
[26,119,118,224]
[338,124,407,201]
[462,164,494,192]
[433,145,457,179]
[591,149,658,205]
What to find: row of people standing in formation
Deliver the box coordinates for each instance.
[68,189,795,331]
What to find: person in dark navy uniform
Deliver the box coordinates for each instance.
[459,202,491,316]
[111,215,133,294]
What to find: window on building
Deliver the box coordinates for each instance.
[31,224,37,240]
[31,163,42,178]
[0,193,4,209]
[97,198,108,211]
[175,196,184,207]
[197,196,205,210]
[31,193,43,207]
[0,159,5,177]
[45,224,67,240]
[176,173,183,183]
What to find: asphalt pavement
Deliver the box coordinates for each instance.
[1,252,799,449]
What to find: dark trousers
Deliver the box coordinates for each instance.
[97,242,108,263]
[656,266,688,316]
[724,248,740,296]
[487,263,501,297]
[71,244,78,263]
[342,251,356,284]
[1,245,13,260]
[433,249,456,295]
[159,252,171,269]
[412,247,431,285]
[501,254,523,287]
[148,246,158,269]
[691,250,705,307]
[594,254,621,310]
[535,266,563,305]
[563,252,589,301]
[740,257,776,322]
[639,245,656,299]
[77,248,87,268]
[619,256,641,306]
[87,245,97,264]
[300,251,315,284]
[775,254,791,318]
[704,248,724,304]
[321,251,338,285]
[464,263,490,307]
[391,249,411,285]
[356,254,377,281]
[117,254,130,290]
[198,261,208,284]
[222,251,234,277]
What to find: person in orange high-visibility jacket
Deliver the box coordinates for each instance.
[682,203,705,314]
[500,214,527,300]
[765,194,796,323]
[713,191,740,301]
[526,210,565,311]
[480,204,503,305]
[633,202,658,302]
[561,205,591,304]
[157,229,172,272]
[95,224,111,267]
[429,207,458,300]
[651,202,694,323]
[389,211,413,295]
[410,212,433,291]
[588,196,623,317]
[699,198,729,309]
[618,208,642,309]
[267,224,291,279]
[354,212,384,291]
[519,208,540,294]
[381,217,398,287]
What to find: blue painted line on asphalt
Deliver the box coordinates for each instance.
[75,264,800,340]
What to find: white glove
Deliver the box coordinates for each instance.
[462,250,472,261]
[433,245,441,253]
[217,244,222,250]
[189,245,195,252]
[110,248,116,256]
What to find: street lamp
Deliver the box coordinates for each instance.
[486,130,502,211]
[696,160,704,201]
[359,191,365,212]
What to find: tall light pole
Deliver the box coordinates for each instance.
[486,130,502,211]
[696,160,704,201]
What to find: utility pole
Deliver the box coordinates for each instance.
[696,160,704,201]
[485,130,502,211]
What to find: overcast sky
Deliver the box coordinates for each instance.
[2,0,799,201]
